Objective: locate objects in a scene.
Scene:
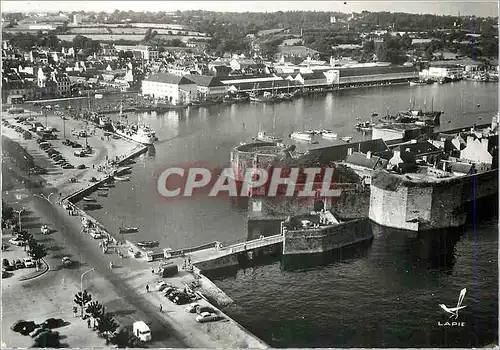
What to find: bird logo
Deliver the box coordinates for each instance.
[439,288,467,319]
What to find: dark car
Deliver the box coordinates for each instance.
[77,164,86,170]
[41,318,64,329]
[163,287,177,297]
[2,259,14,271]
[72,143,82,148]
[168,290,182,301]
[62,139,74,146]
[11,320,37,335]
[62,164,74,169]
[174,294,191,305]
[15,259,24,269]
[196,306,217,314]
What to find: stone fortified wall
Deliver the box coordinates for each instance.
[369,169,498,231]
[283,218,373,255]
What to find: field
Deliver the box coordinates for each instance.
[56,34,210,42]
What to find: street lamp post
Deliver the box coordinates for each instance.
[80,268,95,317]
[13,208,25,231]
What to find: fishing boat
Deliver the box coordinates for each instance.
[83,203,102,210]
[137,240,159,248]
[103,183,114,187]
[409,80,426,86]
[112,103,156,145]
[119,227,139,233]
[341,136,353,142]
[305,129,322,135]
[114,176,130,181]
[255,131,283,143]
[355,121,374,132]
[97,192,108,197]
[97,187,110,191]
[83,197,96,202]
[290,132,313,141]
[321,131,338,139]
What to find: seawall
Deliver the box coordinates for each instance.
[283,218,373,255]
[369,169,498,231]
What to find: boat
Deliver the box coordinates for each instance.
[249,90,281,103]
[83,203,102,210]
[114,176,130,181]
[290,132,313,141]
[119,227,139,233]
[137,240,159,248]
[97,192,108,197]
[305,129,322,135]
[83,197,96,202]
[97,187,110,191]
[355,121,374,132]
[255,131,283,143]
[341,136,353,142]
[409,80,426,86]
[321,131,338,139]
[112,103,156,145]
[103,183,114,187]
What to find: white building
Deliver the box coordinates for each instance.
[460,135,492,169]
[141,73,197,105]
[428,64,464,79]
[184,74,228,100]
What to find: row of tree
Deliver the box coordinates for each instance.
[74,290,145,348]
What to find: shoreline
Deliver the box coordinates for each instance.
[2,109,269,348]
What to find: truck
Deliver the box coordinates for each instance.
[133,321,151,342]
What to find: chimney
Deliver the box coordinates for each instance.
[347,148,353,156]
[366,151,372,159]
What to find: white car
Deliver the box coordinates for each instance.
[41,225,50,235]
[156,280,170,292]
[23,257,35,268]
[185,303,200,313]
[89,230,102,239]
[8,238,26,246]
[196,312,222,323]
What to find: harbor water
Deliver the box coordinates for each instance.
[85,81,497,347]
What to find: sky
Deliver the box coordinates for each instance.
[1,1,499,17]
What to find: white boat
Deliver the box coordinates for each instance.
[290,132,313,141]
[114,176,130,181]
[341,136,353,142]
[112,104,156,145]
[119,226,139,233]
[83,197,96,202]
[255,131,283,143]
[321,131,338,139]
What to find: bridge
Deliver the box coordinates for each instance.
[187,234,284,264]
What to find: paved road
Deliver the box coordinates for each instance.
[4,167,187,347]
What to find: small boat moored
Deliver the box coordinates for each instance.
[321,130,338,139]
[341,136,353,142]
[119,227,139,233]
[137,240,159,248]
[83,197,96,202]
[290,132,313,142]
[114,176,130,182]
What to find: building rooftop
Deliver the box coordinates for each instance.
[344,152,388,169]
[144,73,195,85]
[184,74,225,87]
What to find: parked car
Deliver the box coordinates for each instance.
[156,280,170,292]
[3,258,14,271]
[74,150,85,157]
[88,231,102,239]
[72,143,82,148]
[62,164,74,169]
[62,139,74,146]
[185,303,200,313]
[23,257,35,268]
[41,317,64,329]
[9,237,26,246]
[15,259,25,269]
[30,327,48,338]
[167,290,182,301]
[62,257,72,267]
[174,294,191,305]
[196,306,217,315]
[11,320,37,335]
[41,225,50,235]
[195,312,223,323]
[163,287,177,297]
[77,164,86,169]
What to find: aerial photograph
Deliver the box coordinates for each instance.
[0,0,498,348]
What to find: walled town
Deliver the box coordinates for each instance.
[1,4,498,349]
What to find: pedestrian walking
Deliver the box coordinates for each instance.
[146,284,150,293]
[87,319,91,328]
[159,304,163,313]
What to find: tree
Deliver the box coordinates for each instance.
[97,313,119,342]
[28,241,47,269]
[18,230,33,251]
[74,290,93,315]
[32,330,61,348]
[86,301,105,320]
[2,201,13,221]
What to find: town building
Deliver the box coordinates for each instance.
[342,150,388,185]
[459,135,493,171]
[184,74,227,100]
[294,71,328,87]
[141,73,197,105]
[427,64,464,79]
